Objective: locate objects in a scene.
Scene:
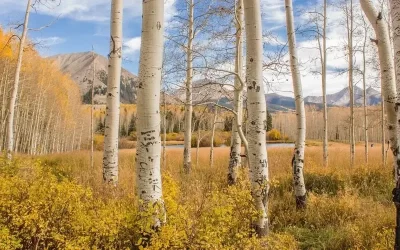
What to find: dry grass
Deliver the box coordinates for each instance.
[7,142,395,249]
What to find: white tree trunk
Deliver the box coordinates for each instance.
[322,0,328,167]
[390,0,400,181]
[362,23,369,164]
[285,0,307,209]
[243,0,269,237]
[91,50,95,168]
[136,0,165,227]
[6,0,31,160]
[228,0,244,185]
[162,91,167,169]
[183,0,194,173]
[361,0,398,173]
[102,0,123,184]
[209,106,218,168]
[347,0,355,167]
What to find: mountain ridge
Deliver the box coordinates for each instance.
[50,51,137,104]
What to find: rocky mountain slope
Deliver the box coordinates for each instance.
[50,52,137,104]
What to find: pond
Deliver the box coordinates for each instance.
[165,143,295,149]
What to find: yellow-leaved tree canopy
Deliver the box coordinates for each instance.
[0,28,90,155]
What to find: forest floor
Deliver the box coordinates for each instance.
[0,143,395,249]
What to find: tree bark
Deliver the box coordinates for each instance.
[91,49,95,168]
[183,0,194,174]
[243,0,269,237]
[6,0,31,160]
[285,0,307,209]
[361,0,398,172]
[322,0,329,167]
[228,0,244,185]
[209,106,218,168]
[347,0,355,167]
[136,0,165,228]
[103,0,123,184]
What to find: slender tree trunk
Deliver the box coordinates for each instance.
[162,91,167,169]
[91,49,95,168]
[228,0,244,185]
[388,1,400,247]
[362,23,369,164]
[382,92,387,167]
[347,0,355,167]
[243,0,269,237]
[209,106,218,168]
[183,0,194,174]
[103,0,123,184]
[136,0,165,228]
[361,0,398,171]
[285,0,307,209]
[6,0,31,160]
[196,121,201,167]
[322,0,328,167]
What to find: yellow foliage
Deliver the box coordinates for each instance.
[0,143,397,249]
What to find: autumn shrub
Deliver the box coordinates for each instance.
[93,134,104,151]
[164,132,185,141]
[191,132,226,148]
[268,129,282,141]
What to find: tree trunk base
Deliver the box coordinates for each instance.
[184,162,191,174]
[296,195,307,209]
[252,223,269,238]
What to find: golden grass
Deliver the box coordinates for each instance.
[7,142,395,249]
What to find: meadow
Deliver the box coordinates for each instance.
[0,142,395,249]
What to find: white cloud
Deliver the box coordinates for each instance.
[261,0,286,24]
[34,36,65,46]
[0,0,176,23]
[124,37,141,54]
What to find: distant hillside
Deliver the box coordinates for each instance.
[50,52,137,104]
[305,86,381,106]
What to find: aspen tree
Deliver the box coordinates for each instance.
[102,0,123,184]
[91,49,95,169]
[183,0,194,174]
[361,0,398,172]
[243,0,269,237]
[347,0,356,167]
[322,0,328,167]
[228,0,244,185]
[6,0,31,160]
[136,0,165,227]
[388,0,400,246]
[285,0,307,208]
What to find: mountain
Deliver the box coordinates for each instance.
[50,52,137,104]
[173,79,233,106]
[305,86,381,106]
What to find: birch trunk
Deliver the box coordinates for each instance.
[347,0,355,167]
[243,0,269,237]
[361,0,398,173]
[102,0,123,184]
[136,0,165,227]
[91,50,95,168]
[6,0,31,160]
[388,1,400,246]
[285,0,307,209]
[183,0,194,174]
[322,0,328,167]
[162,91,167,169]
[382,92,387,167]
[209,106,218,168]
[362,22,369,164]
[228,0,244,185]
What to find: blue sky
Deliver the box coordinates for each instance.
[0,0,380,96]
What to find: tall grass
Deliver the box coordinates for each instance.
[0,143,396,249]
